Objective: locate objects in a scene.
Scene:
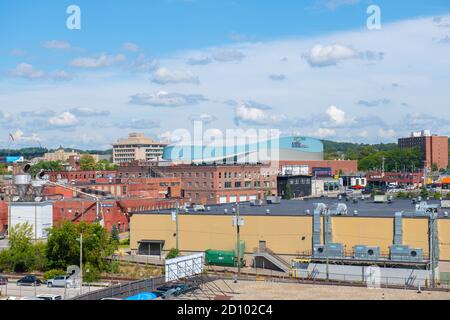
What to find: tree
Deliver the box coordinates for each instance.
[1,223,43,272]
[46,221,118,281]
[431,163,439,173]
[30,161,63,177]
[0,164,9,175]
[79,155,97,171]
[284,182,294,200]
[111,225,119,243]
[96,160,118,171]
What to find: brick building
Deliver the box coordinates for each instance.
[366,171,424,188]
[154,164,278,205]
[278,160,358,176]
[398,130,449,170]
[0,199,7,234]
[52,197,180,232]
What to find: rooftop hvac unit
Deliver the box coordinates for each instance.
[389,245,424,262]
[313,243,344,259]
[353,245,380,260]
[331,203,348,216]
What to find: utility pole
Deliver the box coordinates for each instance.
[324,208,330,281]
[381,156,385,178]
[175,202,179,252]
[234,203,241,283]
[79,232,83,295]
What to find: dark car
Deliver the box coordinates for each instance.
[17,275,43,286]
[0,275,8,285]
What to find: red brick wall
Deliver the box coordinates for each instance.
[0,200,7,233]
[431,136,449,169]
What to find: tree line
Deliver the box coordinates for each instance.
[0,221,118,282]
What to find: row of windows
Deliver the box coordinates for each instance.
[289,179,311,185]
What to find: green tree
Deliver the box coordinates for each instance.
[0,164,9,175]
[2,223,40,272]
[284,182,294,200]
[95,160,118,171]
[111,225,120,243]
[30,161,64,177]
[431,163,439,173]
[79,155,97,171]
[420,187,429,199]
[46,221,118,281]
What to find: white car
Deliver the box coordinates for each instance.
[36,294,63,300]
[47,275,75,288]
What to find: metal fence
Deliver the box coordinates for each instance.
[71,276,165,300]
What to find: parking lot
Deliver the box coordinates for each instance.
[0,282,105,300]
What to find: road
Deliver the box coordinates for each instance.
[0,283,104,300]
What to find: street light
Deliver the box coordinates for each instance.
[76,233,83,295]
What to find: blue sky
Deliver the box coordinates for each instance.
[1,0,450,149]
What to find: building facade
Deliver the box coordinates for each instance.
[113,133,167,164]
[398,130,449,170]
[155,164,278,205]
[277,175,312,199]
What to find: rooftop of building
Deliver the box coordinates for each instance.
[132,198,450,218]
[114,133,167,146]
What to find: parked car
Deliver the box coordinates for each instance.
[0,275,8,285]
[20,296,45,300]
[0,234,5,240]
[36,294,63,300]
[17,275,43,286]
[47,275,75,288]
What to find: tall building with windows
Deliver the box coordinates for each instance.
[398,130,448,170]
[113,133,167,164]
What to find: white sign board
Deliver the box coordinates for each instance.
[165,253,204,282]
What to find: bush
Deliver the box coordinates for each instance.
[397,191,407,199]
[166,248,180,260]
[434,192,442,200]
[83,262,101,283]
[446,193,450,200]
[120,238,130,246]
[44,269,66,281]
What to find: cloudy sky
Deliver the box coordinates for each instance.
[1,0,450,149]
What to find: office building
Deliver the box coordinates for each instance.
[113,133,167,164]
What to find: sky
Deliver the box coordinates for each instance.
[1,0,450,150]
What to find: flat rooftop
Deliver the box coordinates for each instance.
[132,198,450,218]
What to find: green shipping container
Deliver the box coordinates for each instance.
[205,250,236,267]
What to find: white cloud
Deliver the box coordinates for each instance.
[322,0,360,10]
[70,54,126,68]
[187,56,212,65]
[325,105,353,126]
[303,44,384,67]
[234,102,288,126]
[48,112,79,127]
[378,128,397,138]
[43,40,71,50]
[312,128,336,138]
[189,113,217,124]
[151,67,200,85]
[269,74,286,81]
[128,54,158,72]
[9,63,45,79]
[9,63,73,81]
[122,42,140,52]
[129,91,207,107]
[212,50,245,62]
[69,107,110,117]
[11,130,41,142]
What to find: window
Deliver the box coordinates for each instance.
[219,172,222,178]
[235,182,242,188]
[245,181,251,188]
[225,182,232,189]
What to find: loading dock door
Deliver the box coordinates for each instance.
[138,240,165,256]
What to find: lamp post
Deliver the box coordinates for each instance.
[233,203,243,283]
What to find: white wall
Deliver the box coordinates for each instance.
[10,202,53,239]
